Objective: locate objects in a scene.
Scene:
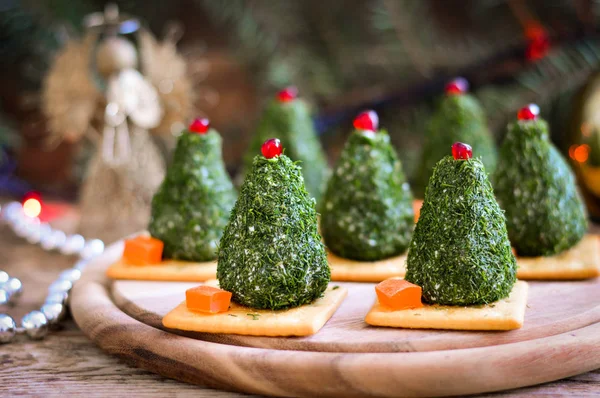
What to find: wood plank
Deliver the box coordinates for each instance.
[1,320,598,397]
[0,323,244,397]
[70,242,600,397]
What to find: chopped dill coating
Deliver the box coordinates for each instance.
[218,154,330,310]
[493,119,587,256]
[406,156,516,306]
[149,129,236,262]
[321,130,414,261]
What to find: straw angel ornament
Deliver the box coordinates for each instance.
[42,5,194,243]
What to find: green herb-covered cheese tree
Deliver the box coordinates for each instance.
[415,78,497,196]
[405,142,516,305]
[320,110,414,261]
[218,138,330,310]
[242,87,329,201]
[493,105,588,257]
[149,119,237,262]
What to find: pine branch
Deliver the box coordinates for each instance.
[370,0,525,81]
[198,0,306,90]
[477,39,600,132]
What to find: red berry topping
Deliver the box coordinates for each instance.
[452,142,473,160]
[445,78,469,95]
[189,118,210,134]
[277,86,298,103]
[353,110,379,132]
[261,138,283,159]
[517,104,539,121]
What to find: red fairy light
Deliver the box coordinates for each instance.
[22,191,42,218]
[525,22,550,61]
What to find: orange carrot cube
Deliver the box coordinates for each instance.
[375,279,423,310]
[186,285,232,314]
[413,200,423,223]
[123,236,164,266]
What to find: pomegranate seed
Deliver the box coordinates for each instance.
[189,118,210,134]
[452,142,473,160]
[261,138,283,159]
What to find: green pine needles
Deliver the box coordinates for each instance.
[405,156,516,306]
[218,154,330,310]
[321,130,414,261]
[416,94,497,196]
[149,129,237,262]
[243,98,329,201]
[493,119,587,257]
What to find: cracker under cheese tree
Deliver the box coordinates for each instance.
[321,110,415,282]
[415,78,497,197]
[366,142,528,331]
[163,138,347,336]
[493,104,600,279]
[241,87,329,202]
[106,118,237,281]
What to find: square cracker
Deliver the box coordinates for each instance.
[162,282,347,336]
[365,280,528,331]
[516,234,600,280]
[106,258,217,282]
[328,251,407,282]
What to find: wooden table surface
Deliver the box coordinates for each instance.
[1,216,599,397]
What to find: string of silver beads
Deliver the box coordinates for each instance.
[0,202,105,343]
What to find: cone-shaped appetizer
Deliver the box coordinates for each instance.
[416,78,497,196]
[107,119,236,282]
[366,143,527,331]
[220,138,331,310]
[494,105,587,257]
[164,139,346,337]
[148,119,237,262]
[321,111,414,281]
[242,87,329,201]
[493,105,598,280]
[406,142,516,305]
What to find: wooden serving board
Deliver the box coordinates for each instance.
[71,242,600,397]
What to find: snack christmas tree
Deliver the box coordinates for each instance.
[493,105,588,257]
[242,87,329,201]
[218,138,330,310]
[321,110,414,263]
[405,143,516,305]
[148,118,237,262]
[415,78,497,196]
[366,143,526,331]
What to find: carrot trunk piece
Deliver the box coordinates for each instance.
[186,285,232,314]
[123,236,164,266]
[375,279,423,310]
[413,200,423,223]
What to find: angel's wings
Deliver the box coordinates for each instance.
[139,28,194,135]
[42,33,101,147]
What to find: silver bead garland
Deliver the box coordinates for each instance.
[0,314,16,343]
[0,201,105,343]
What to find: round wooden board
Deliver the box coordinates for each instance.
[71,242,600,397]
